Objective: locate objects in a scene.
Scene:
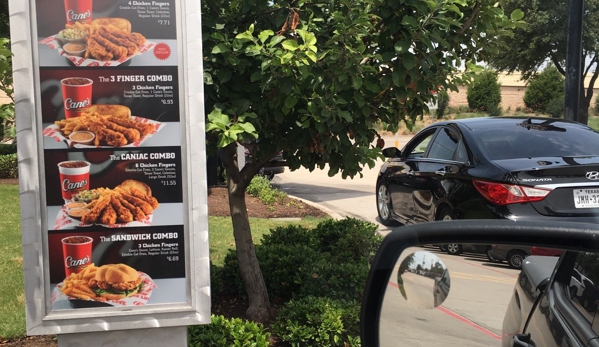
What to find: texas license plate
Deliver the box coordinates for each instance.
[573,189,599,208]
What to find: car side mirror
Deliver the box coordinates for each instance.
[360,220,599,347]
[382,147,402,158]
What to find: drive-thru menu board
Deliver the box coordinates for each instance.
[12,0,209,336]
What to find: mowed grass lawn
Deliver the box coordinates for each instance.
[0,183,328,340]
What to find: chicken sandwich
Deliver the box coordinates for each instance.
[88,263,143,299]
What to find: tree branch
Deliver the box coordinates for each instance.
[202,0,222,19]
[550,54,566,76]
[460,2,482,34]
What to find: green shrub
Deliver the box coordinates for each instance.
[467,70,502,113]
[312,218,381,263]
[300,260,369,302]
[0,143,15,155]
[545,96,565,118]
[219,244,322,300]
[260,224,316,249]
[188,315,270,347]
[246,175,286,205]
[0,153,17,178]
[523,66,564,113]
[256,244,321,300]
[273,296,360,347]
[436,91,449,119]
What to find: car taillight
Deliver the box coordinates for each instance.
[473,180,552,205]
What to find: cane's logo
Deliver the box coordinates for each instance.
[586,171,599,180]
[65,255,90,269]
[62,177,88,192]
[64,97,91,111]
[66,9,91,22]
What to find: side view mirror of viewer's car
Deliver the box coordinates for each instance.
[360,220,599,347]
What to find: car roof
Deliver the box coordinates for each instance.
[432,116,591,132]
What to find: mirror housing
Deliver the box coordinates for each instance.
[360,219,599,347]
[382,147,401,158]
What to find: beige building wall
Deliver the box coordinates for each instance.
[448,72,599,113]
[0,90,9,104]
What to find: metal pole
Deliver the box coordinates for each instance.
[564,0,584,121]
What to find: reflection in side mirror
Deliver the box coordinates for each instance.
[382,147,401,158]
[397,251,449,309]
[360,220,599,347]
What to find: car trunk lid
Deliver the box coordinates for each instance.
[493,157,599,217]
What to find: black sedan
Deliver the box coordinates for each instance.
[376,117,599,234]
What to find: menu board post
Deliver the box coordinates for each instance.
[10,0,210,342]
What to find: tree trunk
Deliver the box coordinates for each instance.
[222,143,271,323]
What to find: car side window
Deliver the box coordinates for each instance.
[427,128,459,161]
[569,252,599,322]
[406,130,436,159]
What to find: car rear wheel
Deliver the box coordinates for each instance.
[445,243,463,255]
[437,208,462,255]
[507,250,527,269]
[376,180,396,226]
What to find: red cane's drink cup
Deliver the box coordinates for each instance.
[61,236,93,276]
[64,0,93,25]
[61,77,93,119]
[58,161,90,201]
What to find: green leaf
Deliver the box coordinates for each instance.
[401,15,419,28]
[258,30,274,43]
[217,69,232,83]
[249,24,255,34]
[207,109,229,128]
[394,40,410,54]
[268,35,285,47]
[510,9,524,21]
[306,51,318,63]
[250,71,262,82]
[281,52,294,63]
[285,96,298,108]
[235,32,254,42]
[282,39,300,51]
[211,44,229,54]
[392,70,402,87]
[402,55,416,70]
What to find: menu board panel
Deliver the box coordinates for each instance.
[35,0,190,311]
[48,225,186,309]
[11,0,208,332]
[37,0,178,67]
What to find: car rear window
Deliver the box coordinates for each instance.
[470,123,599,160]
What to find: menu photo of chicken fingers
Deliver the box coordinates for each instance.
[43,104,164,148]
[39,17,155,67]
[55,180,159,229]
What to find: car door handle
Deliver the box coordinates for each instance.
[407,169,414,175]
[435,168,446,175]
